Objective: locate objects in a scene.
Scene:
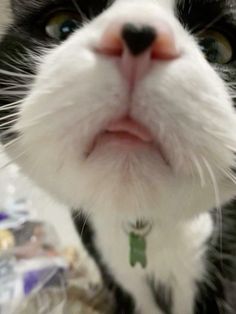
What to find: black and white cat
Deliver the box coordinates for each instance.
[0,0,236,313]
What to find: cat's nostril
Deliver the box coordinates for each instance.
[121,23,157,56]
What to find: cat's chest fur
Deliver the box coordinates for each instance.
[91,212,213,314]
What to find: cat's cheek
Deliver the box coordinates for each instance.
[133,47,236,169]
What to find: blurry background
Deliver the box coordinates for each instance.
[0,148,82,248]
[0,149,112,314]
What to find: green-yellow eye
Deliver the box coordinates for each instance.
[198,30,233,64]
[45,12,81,41]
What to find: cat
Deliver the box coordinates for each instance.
[0,0,236,313]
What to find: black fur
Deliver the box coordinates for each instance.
[147,278,173,314]
[194,202,236,314]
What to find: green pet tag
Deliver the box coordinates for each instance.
[124,220,152,269]
[129,232,147,268]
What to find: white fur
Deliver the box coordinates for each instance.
[3,0,236,312]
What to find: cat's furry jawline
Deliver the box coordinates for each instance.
[0,0,236,313]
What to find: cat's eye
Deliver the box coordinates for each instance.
[198,30,233,64]
[45,11,81,41]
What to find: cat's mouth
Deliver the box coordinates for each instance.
[98,116,153,145]
[86,116,152,152]
[86,116,169,165]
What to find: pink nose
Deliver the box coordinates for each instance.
[97,22,180,85]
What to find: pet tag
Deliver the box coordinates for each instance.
[129,232,147,268]
[124,220,152,269]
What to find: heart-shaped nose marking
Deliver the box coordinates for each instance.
[121,23,157,56]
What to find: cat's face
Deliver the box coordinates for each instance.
[0,0,236,220]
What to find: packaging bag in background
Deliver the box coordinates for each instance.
[0,163,113,314]
[0,167,68,314]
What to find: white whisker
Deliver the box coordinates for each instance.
[0,69,33,79]
[0,112,19,121]
[71,0,90,23]
[0,149,27,171]
[0,90,27,96]
[202,156,223,272]
[14,103,105,131]
[0,119,18,128]
[219,167,236,185]
[1,60,33,77]
[0,84,31,91]
[202,157,221,209]
[0,100,22,110]
[1,136,22,150]
[190,153,206,187]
